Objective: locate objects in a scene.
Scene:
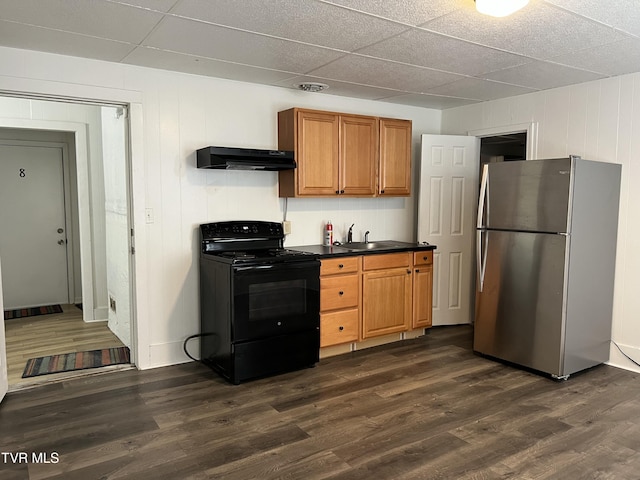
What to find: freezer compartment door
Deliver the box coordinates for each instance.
[474,230,567,376]
[483,158,571,233]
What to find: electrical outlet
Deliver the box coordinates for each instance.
[282,221,292,235]
[109,296,117,312]
[145,208,154,224]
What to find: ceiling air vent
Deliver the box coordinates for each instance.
[296,82,329,93]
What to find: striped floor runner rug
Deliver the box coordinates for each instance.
[4,304,63,320]
[22,347,130,378]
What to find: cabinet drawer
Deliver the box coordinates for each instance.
[321,256,360,276]
[321,309,359,347]
[321,274,359,311]
[363,252,411,271]
[413,250,433,266]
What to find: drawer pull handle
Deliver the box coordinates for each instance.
[416,269,420,273]
[339,326,344,331]
[339,291,344,296]
[423,256,428,261]
[407,269,411,274]
[338,264,344,268]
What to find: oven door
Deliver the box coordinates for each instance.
[232,260,320,342]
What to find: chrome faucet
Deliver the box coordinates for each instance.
[347,224,354,243]
[364,231,370,243]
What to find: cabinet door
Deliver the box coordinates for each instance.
[413,264,433,328]
[297,110,340,196]
[362,267,412,338]
[340,114,378,196]
[379,118,412,196]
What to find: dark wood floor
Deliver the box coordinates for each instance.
[2,326,640,479]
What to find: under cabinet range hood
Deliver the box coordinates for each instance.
[196,146,295,171]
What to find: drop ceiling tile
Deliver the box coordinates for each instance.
[109,0,180,13]
[422,1,628,60]
[276,75,406,100]
[547,38,640,76]
[0,0,164,44]
[143,16,346,72]
[378,93,480,109]
[123,47,298,83]
[483,60,605,90]
[427,77,536,101]
[170,0,408,51]
[319,0,467,26]
[356,28,529,76]
[0,20,136,62]
[544,0,640,37]
[307,55,466,92]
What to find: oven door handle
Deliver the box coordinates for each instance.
[233,260,320,273]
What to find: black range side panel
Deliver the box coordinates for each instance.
[200,256,232,376]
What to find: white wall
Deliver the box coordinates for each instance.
[0,46,442,369]
[442,74,640,373]
[100,106,131,347]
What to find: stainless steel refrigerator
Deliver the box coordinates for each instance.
[474,156,621,379]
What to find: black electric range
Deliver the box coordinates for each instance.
[199,221,320,384]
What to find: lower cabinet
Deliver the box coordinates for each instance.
[319,256,360,347]
[412,251,434,329]
[361,253,412,339]
[319,250,434,352]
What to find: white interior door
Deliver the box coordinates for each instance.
[0,144,69,309]
[418,135,479,325]
[0,259,8,403]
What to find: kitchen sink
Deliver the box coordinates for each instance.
[342,241,398,251]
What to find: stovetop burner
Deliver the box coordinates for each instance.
[214,248,316,264]
[200,221,317,266]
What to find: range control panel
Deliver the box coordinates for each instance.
[200,221,285,253]
[201,221,283,239]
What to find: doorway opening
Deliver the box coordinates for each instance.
[479,132,527,178]
[0,98,135,390]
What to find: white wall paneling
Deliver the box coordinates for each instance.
[0,46,441,369]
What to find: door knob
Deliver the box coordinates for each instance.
[57,239,65,245]
[57,228,64,234]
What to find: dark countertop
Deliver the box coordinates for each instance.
[290,240,436,259]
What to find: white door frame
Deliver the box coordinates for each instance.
[0,139,76,305]
[468,122,539,160]
[0,73,147,379]
[0,258,7,403]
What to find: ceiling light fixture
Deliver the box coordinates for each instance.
[475,0,529,17]
[296,82,329,93]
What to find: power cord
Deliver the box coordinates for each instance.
[183,333,217,362]
[612,340,640,368]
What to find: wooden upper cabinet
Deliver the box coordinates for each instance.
[379,118,412,196]
[279,109,339,197]
[278,108,410,198]
[340,114,378,196]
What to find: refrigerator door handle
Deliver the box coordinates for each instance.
[477,229,487,292]
[477,163,489,228]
